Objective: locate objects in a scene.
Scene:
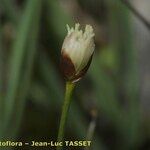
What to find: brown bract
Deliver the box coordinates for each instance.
[60,50,93,82]
[60,50,76,80]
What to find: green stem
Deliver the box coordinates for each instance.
[57,81,75,150]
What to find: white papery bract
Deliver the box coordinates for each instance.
[61,23,95,82]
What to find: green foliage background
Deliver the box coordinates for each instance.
[0,0,149,150]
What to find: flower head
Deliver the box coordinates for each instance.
[61,23,95,82]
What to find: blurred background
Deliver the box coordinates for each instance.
[0,0,150,149]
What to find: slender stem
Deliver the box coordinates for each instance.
[84,119,96,150]
[84,110,97,150]
[57,81,75,150]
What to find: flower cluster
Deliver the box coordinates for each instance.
[61,23,95,82]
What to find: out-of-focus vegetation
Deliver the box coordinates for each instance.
[0,0,150,150]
